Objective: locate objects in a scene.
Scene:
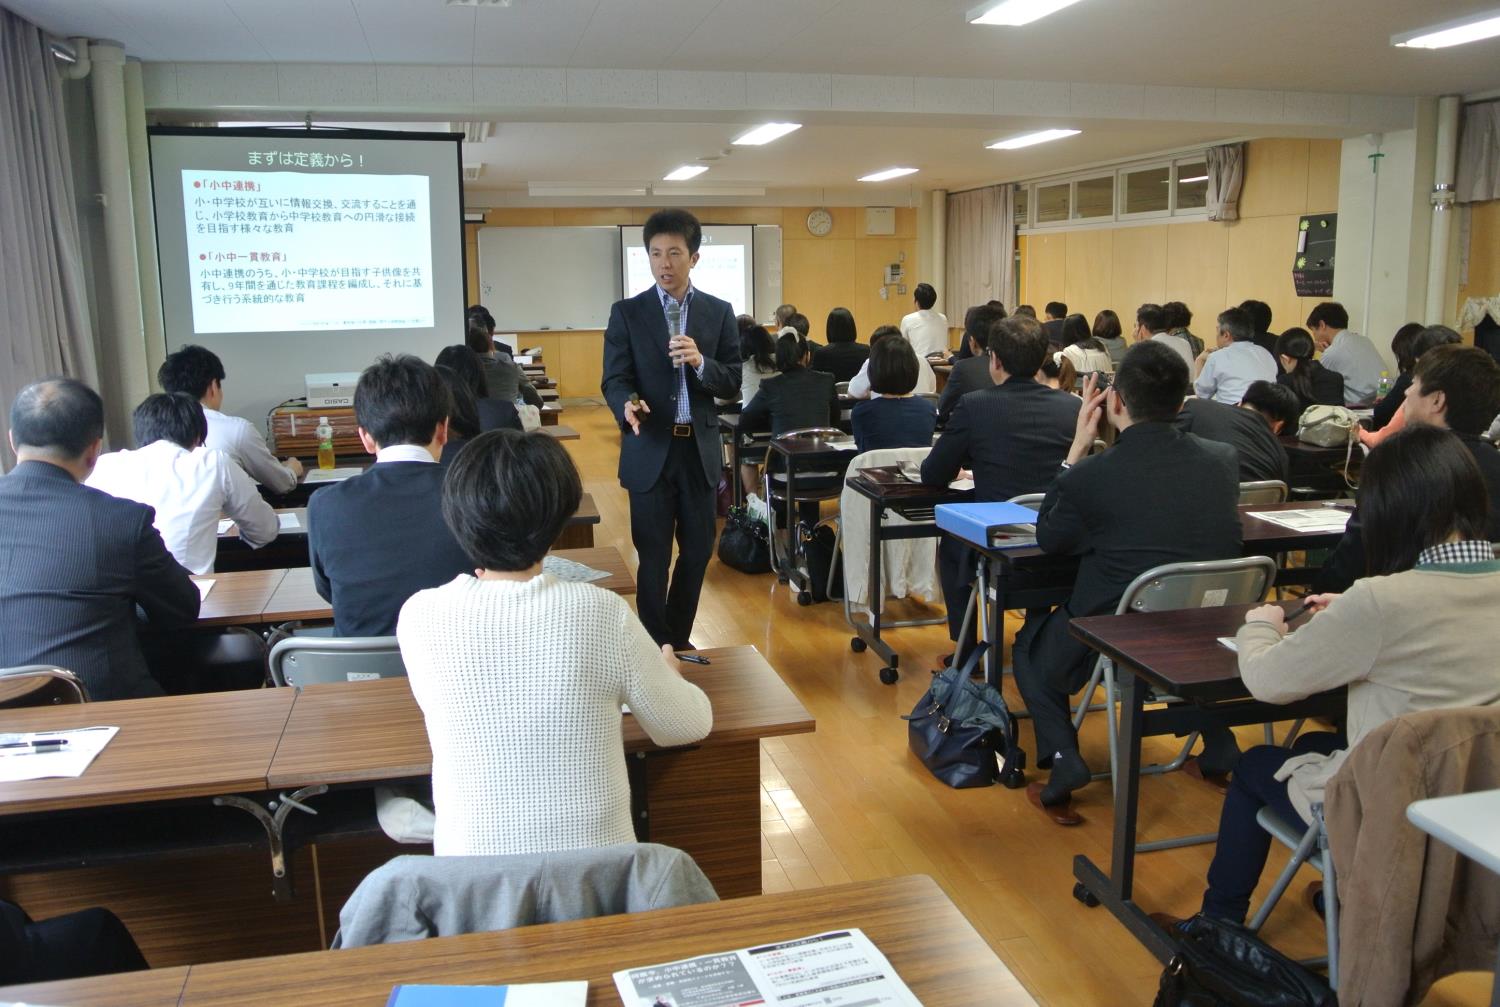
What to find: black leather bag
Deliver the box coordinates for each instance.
[800,519,843,603]
[901,644,1017,789]
[717,506,771,574]
[1153,915,1336,1007]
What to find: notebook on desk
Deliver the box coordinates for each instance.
[387,982,585,1006]
[934,501,1039,550]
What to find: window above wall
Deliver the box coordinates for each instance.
[1015,149,1215,232]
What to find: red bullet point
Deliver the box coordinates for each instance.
[193,181,201,188]
[199,254,206,260]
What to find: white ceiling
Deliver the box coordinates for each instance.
[10,0,1499,95]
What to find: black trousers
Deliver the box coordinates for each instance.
[0,900,148,985]
[630,434,717,648]
[140,627,268,695]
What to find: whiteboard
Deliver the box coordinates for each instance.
[753,225,783,323]
[477,226,621,330]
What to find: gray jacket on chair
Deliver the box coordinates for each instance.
[332,843,717,948]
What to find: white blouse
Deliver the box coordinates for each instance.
[397,574,713,856]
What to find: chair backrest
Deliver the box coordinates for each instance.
[1006,492,1045,510]
[1239,479,1290,505]
[915,392,940,406]
[0,666,87,708]
[834,381,851,395]
[269,636,406,687]
[775,427,847,444]
[1117,556,1278,615]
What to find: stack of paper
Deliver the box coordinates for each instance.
[278,511,302,531]
[1247,509,1351,534]
[0,726,119,783]
[304,467,363,484]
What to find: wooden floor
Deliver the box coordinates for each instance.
[563,402,1492,1007]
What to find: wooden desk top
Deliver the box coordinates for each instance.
[1069,600,1301,702]
[573,493,600,524]
[1239,500,1352,549]
[265,645,814,789]
[218,507,307,540]
[194,569,286,626]
[173,875,1031,1007]
[0,689,297,817]
[541,423,580,441]
[769,432,856,457]
[0,965,191,1007]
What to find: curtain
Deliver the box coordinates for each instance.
[945,185,1015,321]
[1205,142,1245,222]
[0,10,99,471]
[1456,100,1500,205]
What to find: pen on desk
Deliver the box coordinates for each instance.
[0,739,69,754]
[675,653,711,665]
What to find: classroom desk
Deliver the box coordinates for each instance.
[0,965,193,1007]
[540,422,580,441]
[215,508,309,573]
[1407,789,1500,1007]
[540,403,562,426]
[555,488,599,546]
[932,361,953,392]
[1238,500,1351,554]
[265,646,813,898]
[843,465,972,684]
[194,569,287,626]
[718,412,769,510]
[767,431,857,598]
[1066,602,1344,962]
[154,875,1031,1007]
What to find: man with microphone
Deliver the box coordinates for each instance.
[602,209,741,648]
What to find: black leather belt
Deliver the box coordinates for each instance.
[672,424,693,438]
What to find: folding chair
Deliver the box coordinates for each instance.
[0,666,87,708]
[1248,803,1338,988]
[268,635,406,687]
[1239,480,1290,505]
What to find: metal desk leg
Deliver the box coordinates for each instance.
[729,430,744,510]
[214,785,329,902]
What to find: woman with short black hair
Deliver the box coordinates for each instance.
[811,307,869,382]
[1092,309,1127,368]
[436,345,522,435]
[851,336,936,453]
[1058,313,1114,376]
[1275,327,1345,412]
[397,430,713,856]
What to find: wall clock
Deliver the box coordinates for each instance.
[806,208,834,237]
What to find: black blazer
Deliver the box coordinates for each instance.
[739,368,839,438]
[935,354,994,424]
[1041,319,1066,350]
[1017,424,1242,690]
[0,461,199,700]
[1314,432,1500,594]
[308,461,474,637]
[1175,398,1289,484]
[811,342,869,384]
[476,397,524,433]
[921,377,1080,502]
[1370,370,1412,431]
[601,286,741,492]
[1279,364,1345,413]
[851,397,936,453]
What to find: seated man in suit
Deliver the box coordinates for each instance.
[309,355,475,637]
[921,315,1081,666]
[1174,384,1291,485]
[1015,342,1243,824]
[935,303,1006,425]
[87,393,278,574]
[1314,344,1500,594]
[0,379,200,700]
[158,345,303,494]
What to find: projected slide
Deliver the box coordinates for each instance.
[182,169,433,334]
[622,225,753,318]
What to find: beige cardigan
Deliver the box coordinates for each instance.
[1235,562,1500,822]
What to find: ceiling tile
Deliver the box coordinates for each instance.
[223,0,370,62]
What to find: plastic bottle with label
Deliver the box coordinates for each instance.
[316,416,335,470]
[1376,371,1391,399]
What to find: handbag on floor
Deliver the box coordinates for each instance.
[902,643,1017,789]
[1153,915,1336,1007]
[717,505,771,574]
[800,519,843,603]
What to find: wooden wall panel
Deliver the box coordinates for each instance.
[1062,229,1113,322]
[1305,140,1342,212]
[1226,215,1306,329]
[1023,232,1067,309]
[1165,223,1229,322]
[1109,225,1168,317]
[1457,200,1500,329]
[1239,139,1311,220]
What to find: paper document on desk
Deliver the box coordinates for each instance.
[278,512,301,530]
[195,579,216,600]
[0,726,118,782]
[303,467,362,484]
[1217,637,1239,652]
[1248,509,1350,533]
[543,554,610,583]
[614,928,921,1007]
[216,518,235,535]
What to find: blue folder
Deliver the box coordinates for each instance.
[934,501,1040,550]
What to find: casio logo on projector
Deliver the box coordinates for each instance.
[306,373,361,409]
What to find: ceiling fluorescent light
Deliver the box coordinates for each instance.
[663,165,709,181]
[1392,9,1500,48]
[968,0,1086,27]
[859,167,919,182]
[528,183,648,198]
[732,122,802,146]
[987,128,1080,150]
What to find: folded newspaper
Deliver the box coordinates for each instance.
[613,928,921,1007]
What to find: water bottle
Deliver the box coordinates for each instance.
[315,416,335,470]
[1376,371,1391,399]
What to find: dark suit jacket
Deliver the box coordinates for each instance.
[1175,398,1289,484]
[739,368,839,439]
[1313,432,1500,594]
[0,460,199,701]
[601,286,741,492]
[476,397,524,433]
[811,341,869,384]
[1018,424,1242,690]
[1279,364,1345,413]
[921,377,1080,502]
[308,461,474,637]
[935,354,994,424]
[851,397,936,453]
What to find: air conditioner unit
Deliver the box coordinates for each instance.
[305,372,361,409]
[462,163,485,182]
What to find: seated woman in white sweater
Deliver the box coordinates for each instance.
[1158,425,1500,928]
[396,430,713,856]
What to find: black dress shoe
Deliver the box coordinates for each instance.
[1039,750,1091,806]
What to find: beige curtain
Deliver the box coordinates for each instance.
[0,11,99,470]
[945,185,1015,320]
[1456,100,1500,204]
[1206,143,1245,222]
